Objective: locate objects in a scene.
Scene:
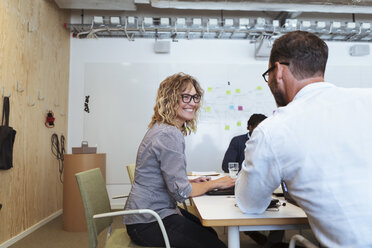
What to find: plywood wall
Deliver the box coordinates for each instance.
[0,0,70,243]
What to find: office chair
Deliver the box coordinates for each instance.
[126,163,136,184]
[289,234,318,248]
[125,163,196,215]
[75,168,170,248]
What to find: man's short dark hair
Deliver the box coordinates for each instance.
[269,31,328,80]
[248,114,267,128]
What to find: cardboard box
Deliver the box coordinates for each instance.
[72,141,97,154]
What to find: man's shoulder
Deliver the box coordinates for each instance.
[232,133,249,142]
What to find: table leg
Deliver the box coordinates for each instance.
[228,226,240,248]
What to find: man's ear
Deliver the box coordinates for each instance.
[275,61,284,84]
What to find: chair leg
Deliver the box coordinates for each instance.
[182,202,188,211]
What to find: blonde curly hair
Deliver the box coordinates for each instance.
[149,72,204,135]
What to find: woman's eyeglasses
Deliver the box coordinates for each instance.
[181,94,201,103]
[262,62,290,83]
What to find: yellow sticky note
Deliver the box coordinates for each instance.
[237,121,241,127]
[207,87,213,92]
[257,86,263,90]
[205,106,211,112]
[236,88,241,93]
[225,125,230,131]
[226,90,231,95]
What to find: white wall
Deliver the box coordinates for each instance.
[68,38,372,207]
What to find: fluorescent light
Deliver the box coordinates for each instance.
[176,18,186,26]
[160,18,170,26]
[256,18,265,26]
[127,16,135,25]
[332,22,341,29]
[302,21,311,28]
[143,17,153,25]
[93,16,103,25]
[110,17,121,25]
[285,19,297,28]
[239,18,249,27]
[361,23,371,29]
[193,18,202,25]
[209,18,218,26]
[317,21,326,29]
[225,18,234,26]
[347,22,356,29]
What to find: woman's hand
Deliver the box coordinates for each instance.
[212,176,236,189]
[189,175,236,197]
[189,176,211,183]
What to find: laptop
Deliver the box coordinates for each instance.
[206,186,235,195]
[281,180,298,206]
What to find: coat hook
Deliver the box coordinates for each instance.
[17,81,25,93]
[54,99,59,107]
[38,91,45,100]
[2,87,11,97]
[27,96,35,107]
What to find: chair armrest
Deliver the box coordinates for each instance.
[289,234,318,248]
[112,195,128,199]
[93,209,170,248]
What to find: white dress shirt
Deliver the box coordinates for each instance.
[236,82,372,247]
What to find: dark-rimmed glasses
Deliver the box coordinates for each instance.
[181,94,201,103]
[262,62,290,83]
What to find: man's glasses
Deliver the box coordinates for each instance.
[262,62,290,83]
[181,94,201,103]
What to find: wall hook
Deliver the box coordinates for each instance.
[27,96,35,107]
[38,91,45,100]
[2,87,11,97]
[16,81,25,93]
[54,99,60,107]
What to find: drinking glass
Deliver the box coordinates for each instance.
[228,162,239,178]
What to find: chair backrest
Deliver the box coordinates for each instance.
[76,168,113,248]
[126,163,136,184]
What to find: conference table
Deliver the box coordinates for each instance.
[191,195,309,248]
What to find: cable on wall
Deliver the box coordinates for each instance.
[51,133,65,183]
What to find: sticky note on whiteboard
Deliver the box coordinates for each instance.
[225,125,230,130]
[236,88,241,93]
[237,121,241,127]
[208,87,213,92]
[238,106,243,111]
[226,90,231,95]
[257,86,263,90]
[229,105,234,110]
[206,106,211,112]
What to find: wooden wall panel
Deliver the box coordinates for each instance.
[0,0,70,243]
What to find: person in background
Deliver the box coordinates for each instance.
[123,73,235,248]
[222,113,267,173]
[236,31,372,247]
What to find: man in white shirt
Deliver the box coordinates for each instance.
[235,31,372,247]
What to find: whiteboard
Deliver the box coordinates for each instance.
[84,62,372,185]
[83,62,276,184]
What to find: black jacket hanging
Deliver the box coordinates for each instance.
[0,97,16,170]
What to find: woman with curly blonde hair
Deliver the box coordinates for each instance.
[124,73,235,248]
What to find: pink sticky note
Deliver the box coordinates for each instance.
[238,106,243,111]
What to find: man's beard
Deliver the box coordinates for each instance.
[269,78,288,107]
